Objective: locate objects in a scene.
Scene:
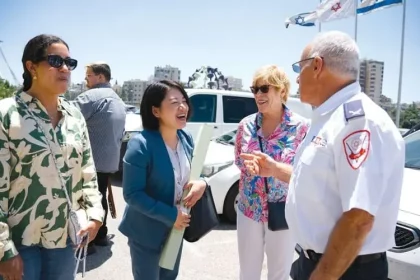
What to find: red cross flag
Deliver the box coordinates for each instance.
[315,0,356,23]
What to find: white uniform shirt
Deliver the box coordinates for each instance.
[285,82,405,255]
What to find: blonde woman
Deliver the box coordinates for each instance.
[234,65,309,280]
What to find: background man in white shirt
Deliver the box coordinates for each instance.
[240,31,405,280]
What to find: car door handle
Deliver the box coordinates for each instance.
[214,126,218,129]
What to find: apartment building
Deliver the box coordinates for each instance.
[154,65,181,82]
[359,59,384,104]
[122,79,148,103]
[226,76,243,91]
[65,82,87,100]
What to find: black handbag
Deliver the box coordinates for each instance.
[256,116,289,231]
[184,185,220,242]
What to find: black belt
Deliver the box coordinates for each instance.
[301,249,385,264]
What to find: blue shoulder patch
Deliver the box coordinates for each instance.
[343,100,365,122]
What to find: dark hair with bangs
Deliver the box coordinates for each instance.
[140,80,191,130]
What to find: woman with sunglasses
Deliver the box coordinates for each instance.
[119,80,208,280]
[234,65,309,280]
[0,34,104,280]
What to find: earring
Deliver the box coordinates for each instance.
[33,75,37,80]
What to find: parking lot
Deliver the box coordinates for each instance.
[76,177,297,280]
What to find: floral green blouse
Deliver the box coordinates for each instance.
[0,91,104,261]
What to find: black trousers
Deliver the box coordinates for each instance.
[95,172,111,241]
[291,251,388,280]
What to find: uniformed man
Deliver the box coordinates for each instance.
[240,31,405,280]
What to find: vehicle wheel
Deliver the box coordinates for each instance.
[223,182,239,224]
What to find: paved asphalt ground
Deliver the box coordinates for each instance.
[76,177,297,280]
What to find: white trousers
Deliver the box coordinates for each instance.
[237,211,295,280]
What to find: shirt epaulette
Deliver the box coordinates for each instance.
[343,99,365,122]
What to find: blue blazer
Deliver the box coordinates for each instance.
[118,129,194,250]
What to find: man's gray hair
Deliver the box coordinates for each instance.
[308,31,360,79]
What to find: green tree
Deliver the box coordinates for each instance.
[0,78,16,99]
[121,83,135,102]
[124,83,134,102]
[385,107,396,123]
[400,103,420,129]
[120,88,127,101]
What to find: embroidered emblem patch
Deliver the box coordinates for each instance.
[342,130,370,170]
[311,136,327,147]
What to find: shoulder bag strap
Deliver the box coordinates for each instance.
[255,115,269,195]
[15,96,73,210]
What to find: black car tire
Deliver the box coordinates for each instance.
[223,182,239,224]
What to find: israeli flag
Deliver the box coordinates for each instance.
[357,0,403,15]
[315,0,357,23]
[285,12,317,28]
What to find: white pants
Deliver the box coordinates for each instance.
[237,211,295,280]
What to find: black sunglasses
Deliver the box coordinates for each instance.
[46,55,78,71]
[250,85,270,94]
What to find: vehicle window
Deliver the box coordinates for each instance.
[403,122,420,137]
[189,94,217,122]
[404,131,420,169]
[222,96,258,123]
[399,128,409,136]
[214,129,237,145]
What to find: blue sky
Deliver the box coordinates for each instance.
[0,0,419,103]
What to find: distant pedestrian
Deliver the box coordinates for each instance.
[73,62,126,254]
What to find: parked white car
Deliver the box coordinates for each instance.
[122,89,261,142]
[386,129,420,280]
[120,89,261,171]
[120,89,309,170]
[399,128,409,135]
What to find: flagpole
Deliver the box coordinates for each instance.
[354,0,358,42]
[318,0,322,32]
[395,0,407,128]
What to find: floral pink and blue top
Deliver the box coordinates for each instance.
[234,106,310,223]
